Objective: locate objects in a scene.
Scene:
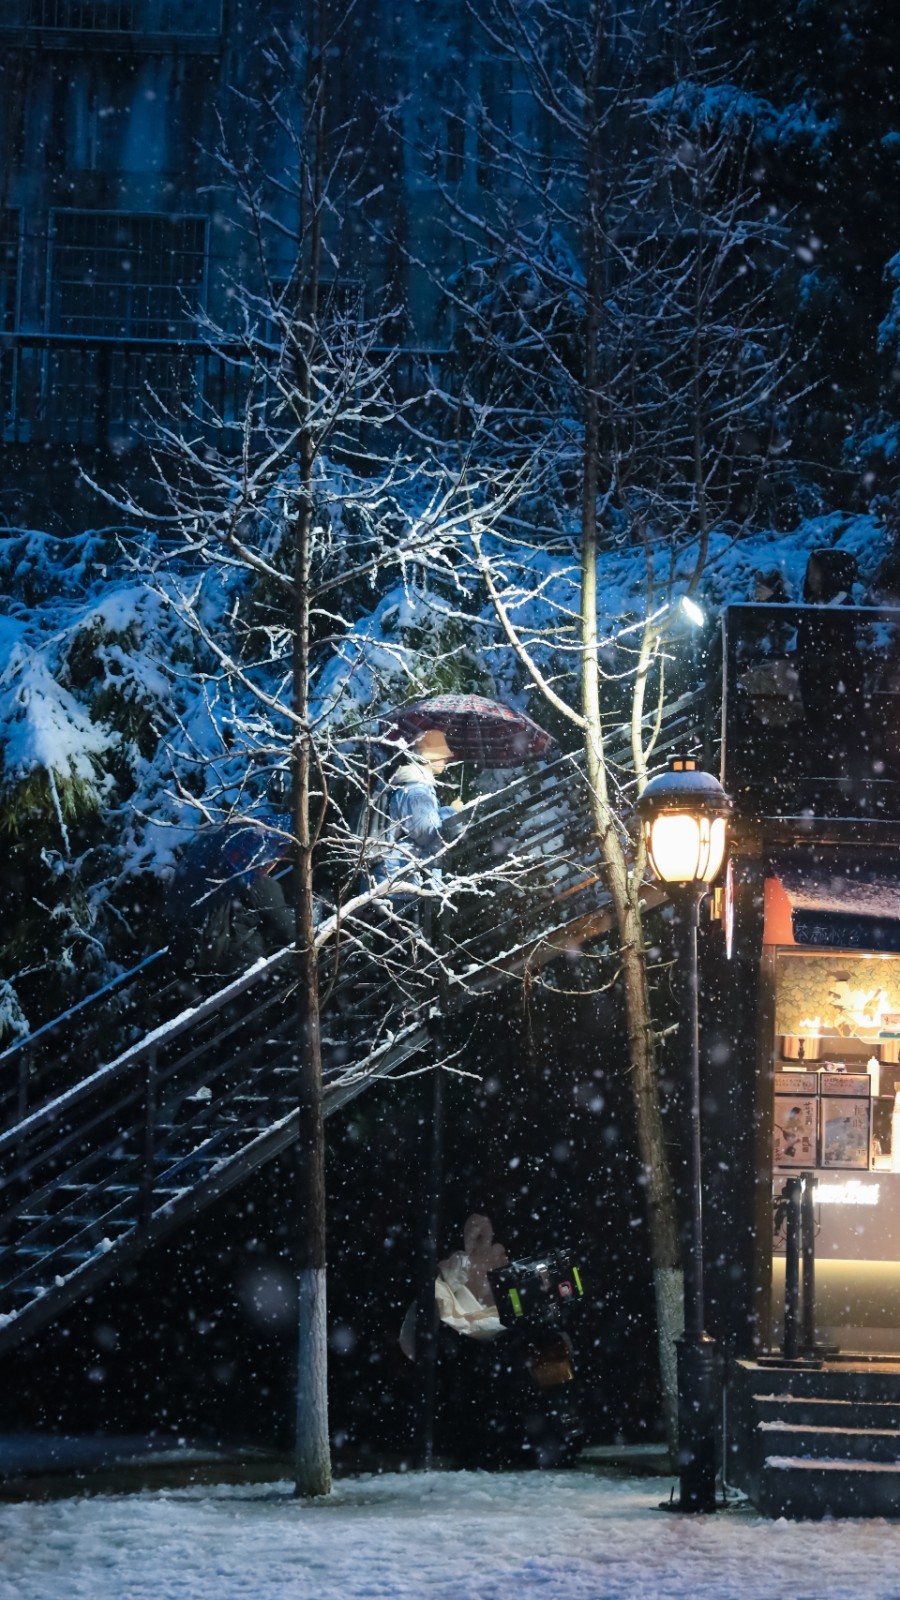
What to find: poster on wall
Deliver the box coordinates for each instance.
[775,952,900,1041]
[773,1072,818,1168]
[820,1082,871,1170]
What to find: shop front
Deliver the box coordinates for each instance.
[711,600,900,1514]
[767,922,900,1356]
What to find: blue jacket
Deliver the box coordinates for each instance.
[373,761,456,885]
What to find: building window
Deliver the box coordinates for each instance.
[1,211,20,332]
[445,113,465,185]
[48,211,206,339]
[0,0,222,34]
[477,56,513,188]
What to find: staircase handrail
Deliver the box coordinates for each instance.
[0,945,294,1164]
[0,683,707,1159]
[0,945,170,1067]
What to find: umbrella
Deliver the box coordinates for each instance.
[383,693,556,768]
[167,818,289,919]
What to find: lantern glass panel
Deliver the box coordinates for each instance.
[646,811,727,884]
[646,813,702,882]
[705,816,726,883]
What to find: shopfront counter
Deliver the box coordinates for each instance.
[772,1171,900,1353]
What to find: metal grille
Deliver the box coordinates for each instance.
[49,211,206,338]
[1,212,19,332]
[0,214,21,440]
[0,0,222,32]
[45,345,200,443]
[0,337,251,446]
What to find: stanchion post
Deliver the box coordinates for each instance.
[781,1177,802,1362]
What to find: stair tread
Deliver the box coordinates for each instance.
[759,1422,900,1437]
[755,1393,897,1406]
[765,1455,900,1473]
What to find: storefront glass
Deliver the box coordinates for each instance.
[771,949,900,1353]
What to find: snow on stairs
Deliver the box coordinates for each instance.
[728,1358,900,1518]
[0,987,428,1360]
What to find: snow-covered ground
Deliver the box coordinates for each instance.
[3,1469,900,1600]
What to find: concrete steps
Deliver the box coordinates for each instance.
[759,1456,900,1519]
[727,1359,900,1518]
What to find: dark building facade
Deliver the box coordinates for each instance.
[0,0,531,526]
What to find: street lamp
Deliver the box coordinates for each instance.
[636,754,732,1514]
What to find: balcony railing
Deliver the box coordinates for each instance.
[0,0,222,40]
[0,332,455,450]
[0,333,250,448]
[722,602,900,825]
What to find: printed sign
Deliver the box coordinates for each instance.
[773,1095,818,1168]
[820,1096,871,1170]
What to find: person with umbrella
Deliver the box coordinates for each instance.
[368,728,465,904]
[366,694,555,905]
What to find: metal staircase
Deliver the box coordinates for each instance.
[0,947,429,1357]
[0,692,701,1361]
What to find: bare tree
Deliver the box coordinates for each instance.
[85,3,555,1492]
[426,0,787,1449]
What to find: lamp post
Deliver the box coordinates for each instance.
[636,754,731,1514]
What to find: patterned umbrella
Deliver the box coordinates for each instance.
[383,693,556,768]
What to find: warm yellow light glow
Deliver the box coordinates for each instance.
[645,812,726,884]
[816,1182,880,1206]
[706,816,726,881]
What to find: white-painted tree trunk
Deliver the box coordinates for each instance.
[654,1265,686,1455]
[295,1267,331,1498]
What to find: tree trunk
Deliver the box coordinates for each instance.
[579,110,683,1444]
[293,442,332,1499]
[584,739,684,1455]
[609,860,683,1456]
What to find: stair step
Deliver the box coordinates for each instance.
[39,1216,133,1232]
[755,1395,900,1430]
[760,1456,900,1519]
[758,1421,900,1463]
[14,1229,127,1257]
[747,1363,900,1403]
[231,1094,292,1106]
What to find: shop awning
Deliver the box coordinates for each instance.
[772,855,900,950]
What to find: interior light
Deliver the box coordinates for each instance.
[816,1181,880,1207]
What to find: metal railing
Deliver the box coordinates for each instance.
[0,947,170,1130]
[0,334,458,450]
[0,0,222,36]
[777,1171,834,1364]
[0,334,250,448]
[0,687,706,1357]
[0,686,705,1135]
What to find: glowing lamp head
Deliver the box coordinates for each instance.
[636,756,731,887]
